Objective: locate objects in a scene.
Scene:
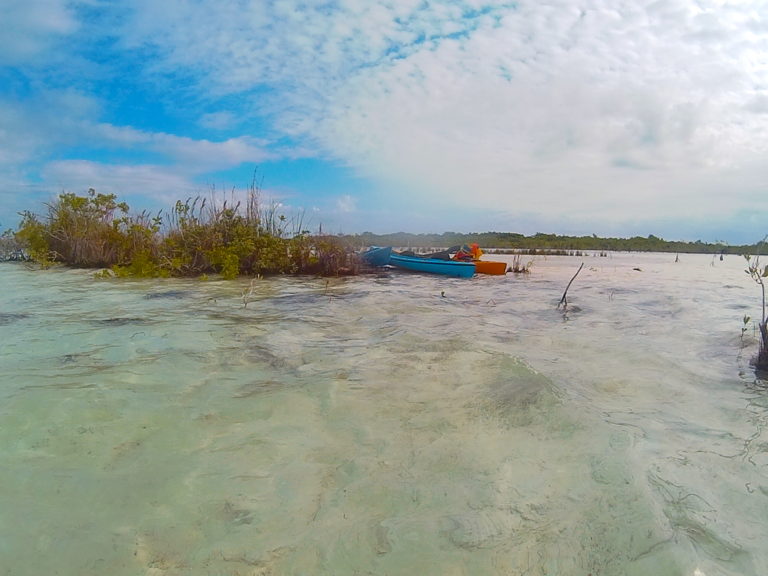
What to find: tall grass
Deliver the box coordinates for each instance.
[14,185,358,278]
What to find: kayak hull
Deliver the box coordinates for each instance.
[474,260,508,275]
[389,253,475,278]
[359,246,393,267]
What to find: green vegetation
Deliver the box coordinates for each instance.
[10,187,358,278]
[348,231,756,255]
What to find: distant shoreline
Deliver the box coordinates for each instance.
[346,231,760,255]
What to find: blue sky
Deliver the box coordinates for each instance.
[1,0,767,243]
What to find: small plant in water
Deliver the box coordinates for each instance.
[242,276,261,308]
[510,254,533,274]
[742,314,751,342]
[744,252,768,371]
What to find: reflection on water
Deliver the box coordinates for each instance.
[1,253,767,575]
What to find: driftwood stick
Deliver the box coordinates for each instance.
[558,262,584,309]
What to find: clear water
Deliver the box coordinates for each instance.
[1,253,767,576]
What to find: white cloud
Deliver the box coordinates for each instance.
[0,90,101,168]
[0,98,273,176]
[41,160,201,207]
[281,0,768,233]
[336,194,357,213]
[199,111,237,131]
[0,0,79,65]
[0,94,277,226]
[152,135,274,170]
[92,125,275,170]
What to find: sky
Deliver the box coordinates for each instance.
[1,0,767,244]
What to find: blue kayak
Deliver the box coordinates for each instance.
[359,246,393,267]
[388,252,475,278]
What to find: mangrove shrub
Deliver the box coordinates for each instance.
[745,253,768,371]
[14,188,358,278]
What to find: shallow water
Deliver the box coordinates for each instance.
[1,253,767,576]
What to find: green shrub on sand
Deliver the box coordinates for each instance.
[14,187,358,278]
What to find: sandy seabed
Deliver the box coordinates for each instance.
[1,252,767,575]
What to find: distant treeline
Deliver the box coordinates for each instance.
[345,231,759,255]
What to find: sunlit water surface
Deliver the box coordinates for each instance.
[1,253,767,576]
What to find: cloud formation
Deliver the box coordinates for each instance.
[2,0,767,241]
[0,0,79,65]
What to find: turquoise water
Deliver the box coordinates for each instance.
[1,253,766,575]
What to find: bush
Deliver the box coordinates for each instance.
[13,188,356,278]
[15,212,51,265]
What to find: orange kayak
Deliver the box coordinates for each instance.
[451,243,507,275]
[474,260,508,275]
